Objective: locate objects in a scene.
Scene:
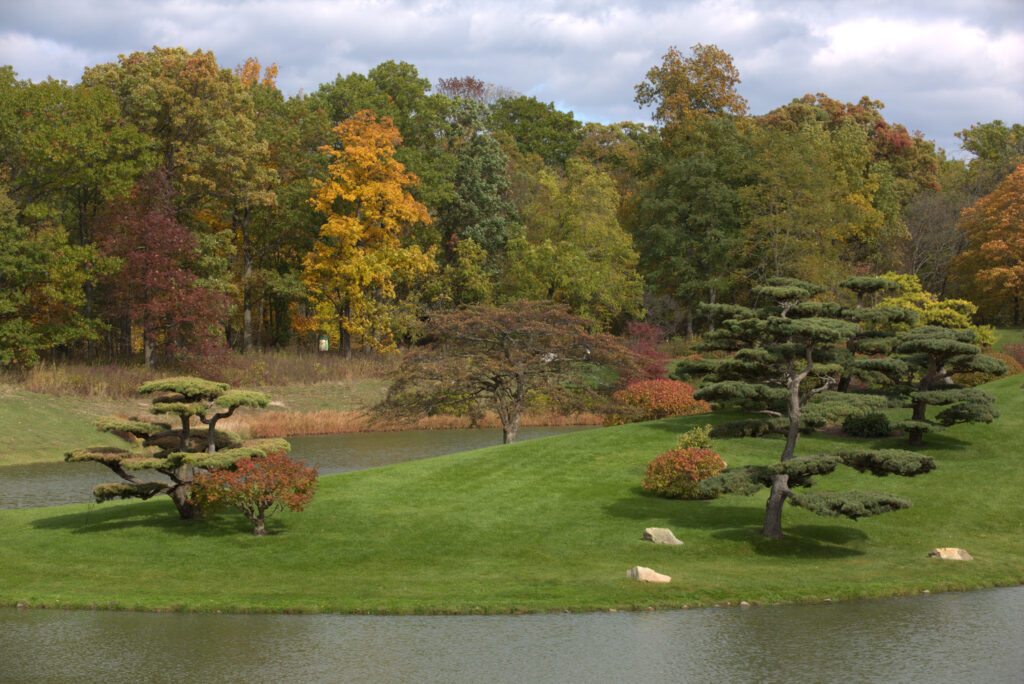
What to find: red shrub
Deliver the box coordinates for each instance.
[642,447,726,499]
[609,379,711,424]
[190,451,318,535]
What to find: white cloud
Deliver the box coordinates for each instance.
[0,0,1020,156]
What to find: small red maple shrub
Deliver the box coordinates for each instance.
[642,447,726,499]
[190,451,318,535]
[625,321,671,381]
[607,379,711,425]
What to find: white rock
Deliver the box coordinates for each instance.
[928,547,974,561]
[627,566,671,583]
[642,527,684,546]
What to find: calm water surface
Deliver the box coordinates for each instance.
[1,587,1021,683]
[0,427,590,509]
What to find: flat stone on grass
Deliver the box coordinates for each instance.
[642,527,683,545]
[627,566,671,583]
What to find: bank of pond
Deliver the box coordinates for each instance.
[0,375,1020,618]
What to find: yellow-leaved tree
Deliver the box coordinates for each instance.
[302,110,434,357]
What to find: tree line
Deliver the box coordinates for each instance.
[1,44,1020,368]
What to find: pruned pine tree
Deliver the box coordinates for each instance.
[854,326,1006,446]
[65,376,286,519]
[674,278,934,539]
[835,276,909,393]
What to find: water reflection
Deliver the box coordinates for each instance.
[0,427,590,509]
[2,587,1021,682]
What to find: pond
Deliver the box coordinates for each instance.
[0,427,591,509]
[1,587,1021,682]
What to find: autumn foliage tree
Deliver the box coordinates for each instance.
[95,172,231,366]
[302,110,435,357]
[191,450,317,535]
[377,301,636,444]
[954,164,1024,325]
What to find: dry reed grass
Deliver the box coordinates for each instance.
[222,409,603,439]
[2,351,401,400]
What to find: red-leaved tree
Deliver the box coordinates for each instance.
[95,171,230,366]
[190,451,318,535]
[625,321,670,380]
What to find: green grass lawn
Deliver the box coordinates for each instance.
[992,327,1024,352]
[1,375,1020,614]
[0,388,137,465]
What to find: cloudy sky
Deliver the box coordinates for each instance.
[1,0,1021,157]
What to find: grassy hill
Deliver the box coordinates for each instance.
[0,375,1020,614]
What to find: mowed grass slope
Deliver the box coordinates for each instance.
[0,375,1021,614]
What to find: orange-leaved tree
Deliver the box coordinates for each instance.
[302,110,435,357]
[954,164,1024,325]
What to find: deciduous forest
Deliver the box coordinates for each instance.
[1,44,1021,369]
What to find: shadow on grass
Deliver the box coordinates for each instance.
[712,525,866,558]
[604,489,866,559]
[30,501,254,537]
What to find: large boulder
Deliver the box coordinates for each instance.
[627,566,671,583]
[928,547,973,561]
[643,527,684,545]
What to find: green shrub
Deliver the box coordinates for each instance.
[677,424,713,450]
[642,447,726,499]
[710,419,775,438]
[842,412,892,438]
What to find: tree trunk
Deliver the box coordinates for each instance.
[762,474,790,539]
[168,485,202,520]
[908,398,927,447]
[340,303,352,359]
[502,412,521,444]
[144,338,155,368]
[252,517,268,536]
[242,253,254,353]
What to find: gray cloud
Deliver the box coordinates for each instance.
[0,0,1020,156]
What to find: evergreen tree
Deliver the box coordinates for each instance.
[675,278,935,539]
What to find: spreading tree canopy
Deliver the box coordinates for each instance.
[376,300,636,444]
[675,278,935,539]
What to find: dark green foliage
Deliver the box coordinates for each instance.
[840,276,900,297]
[789,490,913,519]
[805,391,889,424]
[837,449,936,477]
[842,412,892,437]
[488,95,582,166]
[697,467,766,497]
[677,276,940,537]
[695,381,789,405]
[889,326,1006,445]
[709,419,775,438]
